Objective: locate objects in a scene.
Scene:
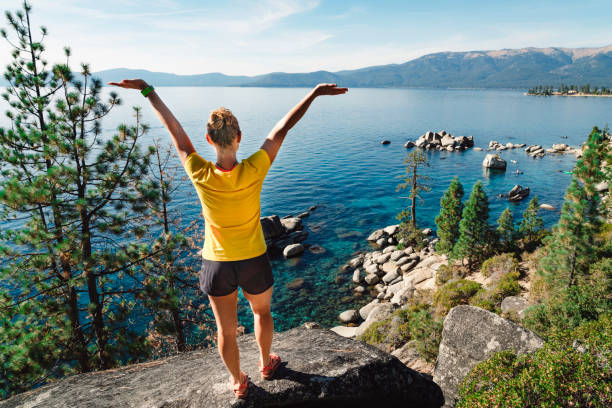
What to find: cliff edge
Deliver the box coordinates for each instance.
[0,325,443,408]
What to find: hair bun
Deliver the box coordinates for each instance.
[209,116,224,130]
[206,107,240,147]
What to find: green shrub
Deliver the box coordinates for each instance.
[469,289,497,312]
[357,304,443,362]
[435,263,454,286]
[467,271,521,314]
[523,260,611,339]
[399,306,444,362]
[357,319,390,346]
[481,253,518,278]
[395,241,406,250]
[491,270,521,302]
[434,279,482,317]
[397,222,427,251]
[457,314,612,408]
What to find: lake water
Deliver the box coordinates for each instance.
[2,87,611,335]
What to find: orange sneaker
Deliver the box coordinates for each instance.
[259,353,281,380]
[230,371,249,399]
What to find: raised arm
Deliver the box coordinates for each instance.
[108,79,196,166]
[261,83,348,164]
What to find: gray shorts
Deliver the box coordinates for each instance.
[199,251,274,297]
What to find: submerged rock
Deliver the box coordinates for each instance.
[2,326,444,408]
[308,244,326,254]
[286,278,305,290]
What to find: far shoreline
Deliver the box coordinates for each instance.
[525,92,612,98]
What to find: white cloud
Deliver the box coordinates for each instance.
[327,6,367,20]
[0,0,609,77]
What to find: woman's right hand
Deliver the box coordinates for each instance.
[313,83,348,96]
[107,79,149,91]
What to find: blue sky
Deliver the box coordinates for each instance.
[1,0,610,75]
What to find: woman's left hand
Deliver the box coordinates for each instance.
[313,83,348,96]
[108,79,149,91]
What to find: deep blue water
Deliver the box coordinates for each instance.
[2,87,611,335]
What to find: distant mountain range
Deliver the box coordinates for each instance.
[3,45,612,89]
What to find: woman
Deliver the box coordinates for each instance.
[108,79,348,398]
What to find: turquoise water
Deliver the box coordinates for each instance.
[2,87,611,335]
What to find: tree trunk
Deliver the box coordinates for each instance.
[157,150,186,351]
[81,213,109,369]
[567,248,576,289]
[25,8,90,373]
[65,285,90,371]
[171,304,186,352]
[411,165,417,228]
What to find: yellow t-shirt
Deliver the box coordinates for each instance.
[183,148,271,261]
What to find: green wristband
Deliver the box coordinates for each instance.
[141,85,154,97]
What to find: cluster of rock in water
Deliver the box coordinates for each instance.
[483,141,581,171]
[487,140,582,158]
[404,130,475,151]
[260,205,325,259]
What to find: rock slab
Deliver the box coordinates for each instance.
[482,153,507,169]
[1,326,444,408]
[433,305,544,407]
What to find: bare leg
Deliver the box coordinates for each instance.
[208,290,242,385]
[243,286,274,367]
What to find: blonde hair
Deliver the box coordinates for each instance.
[206,107,240,148]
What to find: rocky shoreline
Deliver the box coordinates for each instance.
[324,224,545,406]
[330,225,445,344]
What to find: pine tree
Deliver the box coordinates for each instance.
[140,139,214,355]
[396,149,431,245]
[0,2,181,396]
[434,176,464,254]
[496,207,515,252]
[518,196,544,244]
[538,127,610,290]
[452,180,490,270]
